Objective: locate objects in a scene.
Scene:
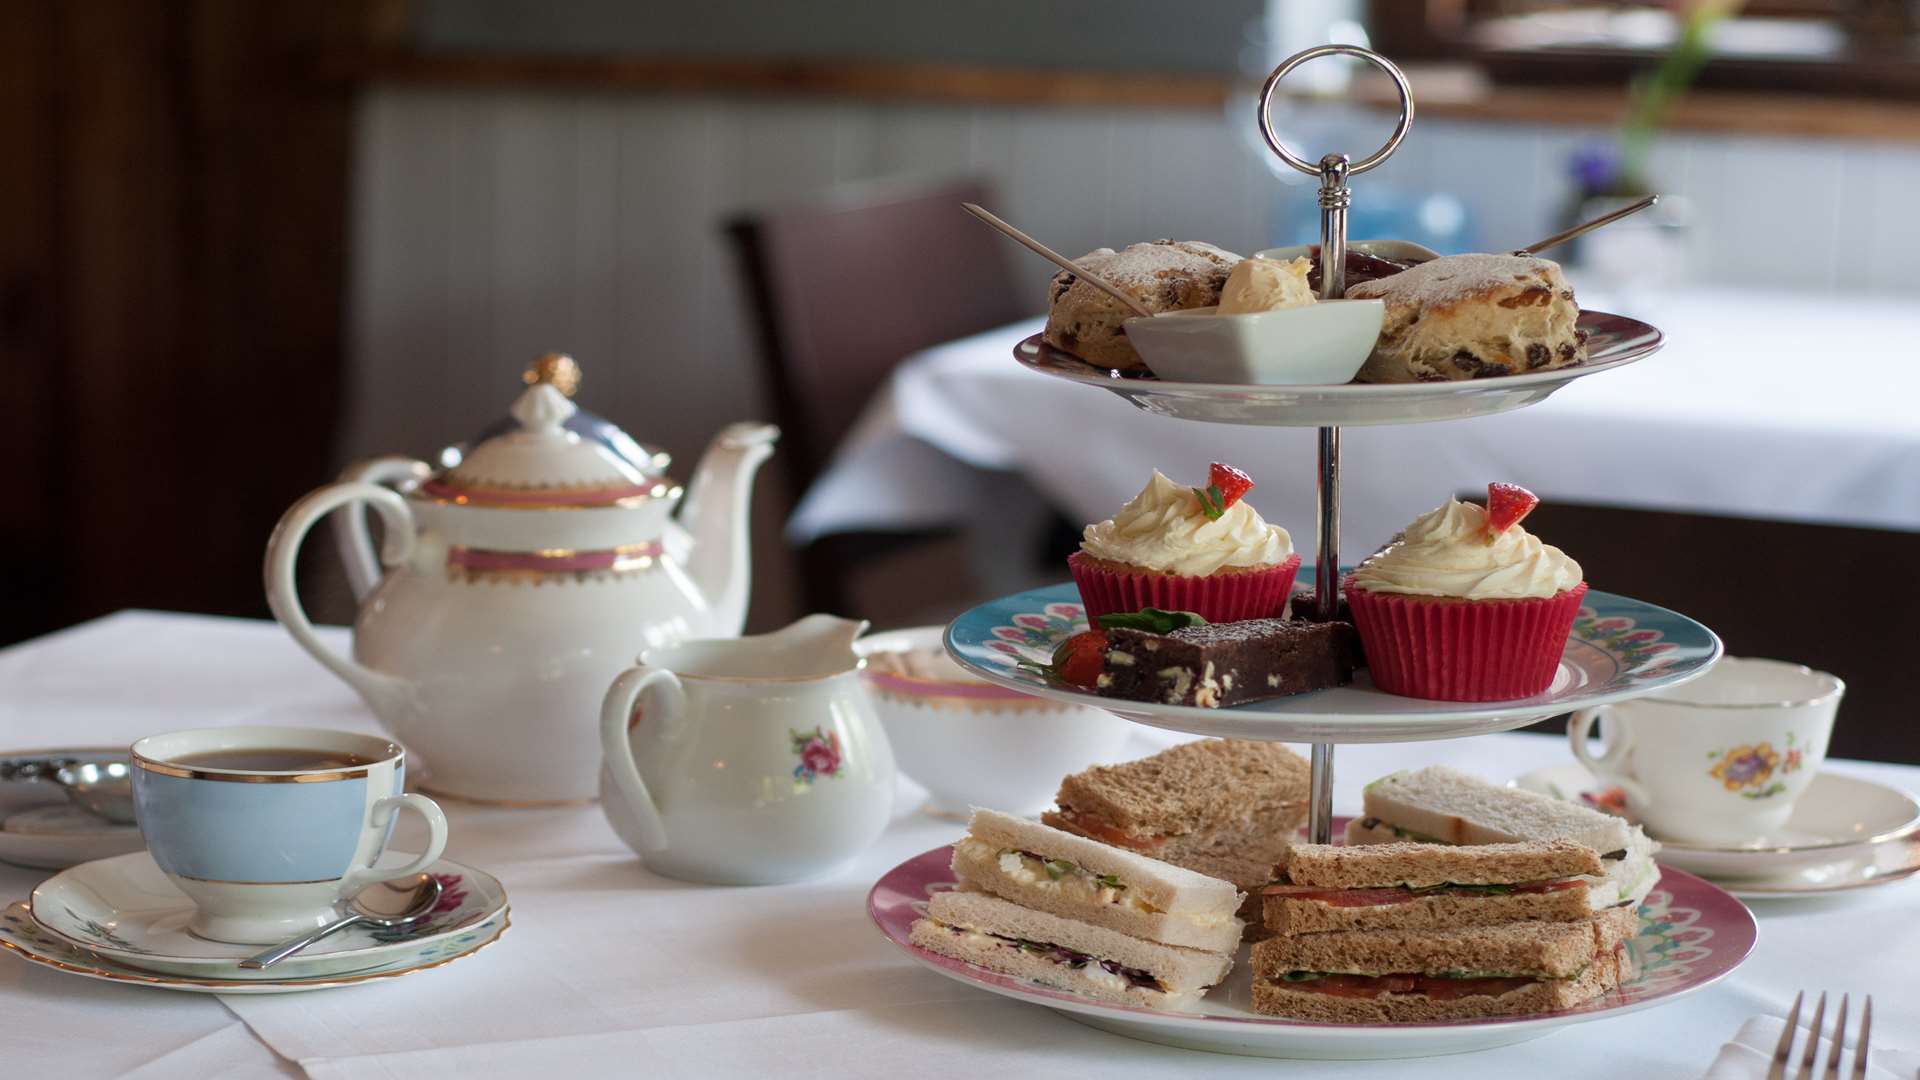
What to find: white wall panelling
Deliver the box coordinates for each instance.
[346,87,1920,488]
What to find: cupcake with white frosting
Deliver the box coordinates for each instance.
[1069,464,1300,623]
[1343,483,1586,701]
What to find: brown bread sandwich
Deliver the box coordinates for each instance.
[1043,739,1308,924]
[1249,907,1637,1023]
[1261,840,1604,937]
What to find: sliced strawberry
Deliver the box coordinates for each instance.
[1193,463,1254,520]
[1485,482,1539,541]
[1051,630,1109,689]
[1209,463,1254,506]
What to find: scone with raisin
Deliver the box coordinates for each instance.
[1043,240,1241,371]
[1346,253,1586,383]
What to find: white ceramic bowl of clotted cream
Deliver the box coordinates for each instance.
[1119,239,1444,386]
[1121,299,1384,386]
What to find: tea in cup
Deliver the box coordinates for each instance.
[130,726,448,943]
[1569,658,1842,846]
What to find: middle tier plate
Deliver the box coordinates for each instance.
[944,578,1721,743]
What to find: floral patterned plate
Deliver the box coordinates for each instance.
[1515,763,1920,894]
[29,851,508,979]
[0,900,506,994]
[870,827,1757,1060]
[943,574,1722,743]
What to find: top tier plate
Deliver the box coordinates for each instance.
[1014,310,1662,427]
[943,580,1720,744]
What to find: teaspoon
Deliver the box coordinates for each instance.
[961,203,1156,319]
[239,873,443,970]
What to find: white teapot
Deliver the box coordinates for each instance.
[265,355,778,804]
[599,615,895,884]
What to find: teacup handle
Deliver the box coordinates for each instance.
[340,793,449,896]
[1568,706,1651,808]
[599,666,682,853]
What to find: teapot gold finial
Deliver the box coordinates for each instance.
[524,353,581,397]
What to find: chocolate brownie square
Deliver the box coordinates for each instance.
[1094,618,1360,708]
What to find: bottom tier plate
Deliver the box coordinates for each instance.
[869,834,1755,1060]
[944,578,1722,742]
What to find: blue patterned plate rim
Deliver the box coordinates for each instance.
[943,575,1722,731]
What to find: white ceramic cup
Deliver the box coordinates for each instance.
[1569,658,1842,845]
[130,726,449,943]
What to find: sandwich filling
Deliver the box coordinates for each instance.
[956,838,1157,911]
[1353,816,1653,910]
[1261,878,1585,908]
[1274,945,1623,1001]
[1047,808,1163,853]
[958,839,1236,930]
[1359,817,1630,863]
[924,920,1168,994]
[1353,817,1446,845]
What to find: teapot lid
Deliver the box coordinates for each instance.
[418,355,680,510]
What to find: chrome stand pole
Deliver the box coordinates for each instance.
[1308,742,1336,845]
[1310,425,1340,843]
[1308,154,1350,846]
[1256,45,1414,848]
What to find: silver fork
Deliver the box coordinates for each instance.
[1766,991,1874,1080]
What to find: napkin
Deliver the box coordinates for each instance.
[1704,1015,1920,1080]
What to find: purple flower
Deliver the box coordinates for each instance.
[1571,143,1621,194]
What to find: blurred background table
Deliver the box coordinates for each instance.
[791,284,1920,762]
[3,611,1917,1078]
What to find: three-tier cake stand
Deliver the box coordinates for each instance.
[904,46,1746,1058]
[942,44,1722,848]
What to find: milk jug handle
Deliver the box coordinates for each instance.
[265,482,416,706]
[600,666,682,853]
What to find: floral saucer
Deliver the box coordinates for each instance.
[29,850,508,979]
[1513,763,1920,895]
[0,900,506,994]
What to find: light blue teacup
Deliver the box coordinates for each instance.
[131,726,448,943]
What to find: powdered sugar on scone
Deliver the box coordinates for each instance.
[1347,254,1586,383]
[1044,240,1242,371]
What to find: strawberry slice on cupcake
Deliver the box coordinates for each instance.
[1484,481,1540,542]
[1343,483,1585,702]
[1069,464,1301,624]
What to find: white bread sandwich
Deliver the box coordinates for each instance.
[1043,740,1308,919]
[910,887,1235,1011]
[1347,766,1660,910]
[1262,840,1604,936]
[952,808,1245,953]
[1249,906,1638,1023]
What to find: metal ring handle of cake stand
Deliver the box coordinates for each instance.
[1257,45,1415,843]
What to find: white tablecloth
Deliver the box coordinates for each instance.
[3,612,1917,1078]
[790,287,1920,555]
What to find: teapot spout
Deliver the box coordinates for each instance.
[680,422,779,636]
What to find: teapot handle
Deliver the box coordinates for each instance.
[599,665,682,853]
[265,481,416,711]
[332,457,432,602]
